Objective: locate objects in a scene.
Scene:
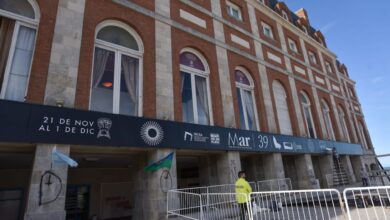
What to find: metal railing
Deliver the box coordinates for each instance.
[343,186,390,220]
[201,193,252,220]
[250,189,346,220]
[167,190,203,220]
[257,178,292,191]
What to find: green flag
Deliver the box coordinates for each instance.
[144,152,174,172]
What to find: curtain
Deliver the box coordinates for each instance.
[92,48,110,88]
[243,90,256,130]
[5,25,35,101]
[195,76,209,122]
[0,17,15,92]
[121,55,138,114]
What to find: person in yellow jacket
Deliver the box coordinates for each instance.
[235,171,252,220]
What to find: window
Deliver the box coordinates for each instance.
[281,10,289,21]
[325,61,333,74]
[308,51,317,64]
[300,92,316,138]
[288,38,298,53]
[262,22,273,39]
[358,122,369,149]
[235,68,259,131]
[321,100,335,140]
[226,1,242,21]
[348,88,355,98]
[337,106,350,142]
[180,49,212,125]
[0,0,39,102]
[273,81,293,135]
[90,21,143,116]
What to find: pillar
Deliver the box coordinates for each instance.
[340,155,357,183]
[263,153,285,180]
[350,156,364,181]
[216,152,242,184]
[24,145,70,220]
[295,154,320,189]
[318,154,334,187]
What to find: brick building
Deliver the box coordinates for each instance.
[0,0,377,219]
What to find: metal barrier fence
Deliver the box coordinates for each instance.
[201,193,252,220]
[257,178,292,191]
[250,189,345,220]
[343,186,390,220]
[167,190,202,220]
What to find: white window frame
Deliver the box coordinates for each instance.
[325,61,333,74]
[302,26,308,35]
[0,0,40,101]
[300,92,317,138]
[337,106,350,142]
[321,100,335,140]
[180,48,214,125]
[235,67,260,131]
[90,20,144,116]
[288,38,298,53]
[281,10,289,21]
[308,51,317,64]
[262,22,274,39]
[226,1,242,21]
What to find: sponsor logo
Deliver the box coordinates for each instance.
[184,131,209,143]
[140,121,164,146]
[210,133,220,144]
[273,136,282,149]
[228,133,251,149]
[283,142,293,150]
[97,118,112,139]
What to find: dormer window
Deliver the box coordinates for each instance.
[325,61,333,74]
[282,10,289,21]
[308,51,317,64]
[262,22,274,39]
[226,1,242,21]
[288,38,298,53]
[302,26,308,34]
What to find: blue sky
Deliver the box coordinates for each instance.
[283,0,390,166]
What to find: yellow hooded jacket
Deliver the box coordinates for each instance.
[235,178,252,204]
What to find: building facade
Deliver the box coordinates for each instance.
[0,0,377,219]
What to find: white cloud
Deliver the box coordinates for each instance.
[320,22,336,33]
[371,76,384,84]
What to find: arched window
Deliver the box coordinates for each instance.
[300,92,316,138]
[235,68,259,131]
[90,21,143,116]
[180,49,212,125]
[337,105,350,142]
[273,81,293,135]
[321,100,335,140]
[358,122,369,149]
[0,0,39,102]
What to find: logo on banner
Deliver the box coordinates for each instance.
[210,133,220,144]
[184,132,193,141]
[97,118,112,139]
[140,121,164,146]
[183,131,209,143]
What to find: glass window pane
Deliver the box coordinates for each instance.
[243,90,256,130]
[304,106,315,138]
[180,52,205,71]
[181,72,194,123]
[236,88,246,129]
[5,26,36,101]
[119,54,139,116]
[0,0,35,19]
[91,48,115,114]
[97,26,139,50]
[195,75,209,125]
[235,70,250,86]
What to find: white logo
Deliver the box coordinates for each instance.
[184,132,193,141]
[210,133,220,144]
[273,136,281,149]
[97,118,112,139]
[228,133,251,148]
[140,121,164,146]
[283,142,293,150]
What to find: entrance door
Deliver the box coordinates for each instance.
[65,185,90,220]
[0,189,23,220]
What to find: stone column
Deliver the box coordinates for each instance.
[350,156,364,181]
[142,149,178,220]
[216,152,242,184]
[340,155,357,183]
[24,145,70,220]
[263,153,285,180]
[25,0,86,219]
[318,155,334,187]
[295,154,319,189]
